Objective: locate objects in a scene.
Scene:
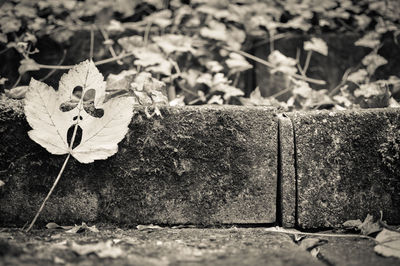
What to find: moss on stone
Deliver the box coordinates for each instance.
[0,103,278,227]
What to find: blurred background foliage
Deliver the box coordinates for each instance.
[1,0,400,110]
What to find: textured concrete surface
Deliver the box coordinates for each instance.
[0,98,278,227]
[278,114,296,227]
[1,227,399,266]
[287,108,400,228]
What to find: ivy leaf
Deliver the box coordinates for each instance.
[5,86,29,99]
[355,32,381,49]
[362,53,388,75]
[18,58,40,75]
[347,69,368,84]
[153,34,195,55]
[304,37,328,56]
[24,60,134,164]
[226,52,253,74]
[268,50,297,75]
[200,20,228,41]
[374,229,400,259]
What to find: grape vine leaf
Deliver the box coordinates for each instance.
[24,60,134,163]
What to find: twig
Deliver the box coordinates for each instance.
[11,75,22,89]
[36,51,135,70]
[98,26,123,65]
[303,50,312,75]
[296,48,305,76]
[143,21,152,46]
[89,25,94,61]
[0,47,10,55]
[25,153,71,232]
[224,46,326,85]
[270,86,292,99]
[265,228,377,242]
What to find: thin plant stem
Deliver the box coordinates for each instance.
[144,21,152,46]
[270,86,292,99]
[303,50,312,75]
[25,153,71,232]
[89,25,94,61]
[98,26,123,65]
[11,75,22,89]
[40,50,67,82]
[36,51,135,70]
[295,48,305,76]
[224,46,326,85]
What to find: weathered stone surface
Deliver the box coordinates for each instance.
[287,108,400,228]
[318,236,400,266]
[278,114,296,227]
[0,227,325,266]
[0,99,278,227]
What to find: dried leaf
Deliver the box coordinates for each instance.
[358,214,382,236]
[342,219,363,228]
[66,222,99,233]
[24,60,134,164]
[374,229,400,259]
[304,37,328,56]
[0,180,5,187]
[45,222,73,230]
[70,240,123,258]
[5,86,29,99]
[137,224,163,231]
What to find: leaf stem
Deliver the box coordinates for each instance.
[25,153,71,232]
[36,51,135,70]
[303,50,312,75]
[223,46,326,85]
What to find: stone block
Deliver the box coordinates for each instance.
[287,109,400,228]
[278,114,296,227]
[0,99,278,227]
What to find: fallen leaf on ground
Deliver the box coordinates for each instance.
[358,214,382,236]
[137,224,163,231]
[69,240,124,258]
[66,222,99,234]
[5,86,29,99]
[0,180,4,187]
[45,222,73,230]
[342,219,363,229]
[374,229,400,259]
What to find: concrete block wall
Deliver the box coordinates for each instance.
[0,97,399,228]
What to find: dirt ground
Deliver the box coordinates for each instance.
[1,225,399,266]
